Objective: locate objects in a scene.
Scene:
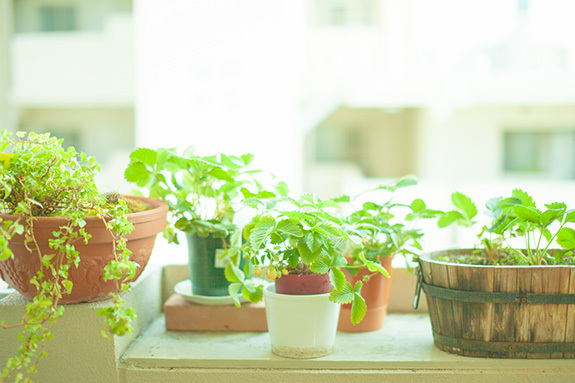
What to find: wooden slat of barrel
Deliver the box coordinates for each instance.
[491,267,521,357]
[449,264,494,357]
[427,261,459,346]
[566,268,575,358]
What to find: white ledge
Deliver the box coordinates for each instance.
[121,313,575,372]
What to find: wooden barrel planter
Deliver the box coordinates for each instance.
[416,249,575,358]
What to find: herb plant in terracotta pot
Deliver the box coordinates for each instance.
[416,190,575,358]
[340,175,438,332]
[0,131,168,382]
[124,147,286,297]
[225,194,387,358]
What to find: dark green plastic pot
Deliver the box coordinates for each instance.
[186,233,231,296]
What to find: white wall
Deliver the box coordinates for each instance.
[10,14,134,107]
[134,0,307,193]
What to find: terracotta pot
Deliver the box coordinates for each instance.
[274,272,332,295]
[338,256,393,332]
[0,196,168,304]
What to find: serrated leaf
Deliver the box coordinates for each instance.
[240,153,255,165]
[513,205,541,224]
[332,195,351,203]
[228,283,243,307]
[276,219,303,238]
[241,281,263,302]
[309,256,331,274]
[410,198,426,212]
[539,207,564,226]
[329,268,346,291]
[451,192,477,221]
[565,210,575,223]
[297,241,316,264]
[557,227,575,250]
[225,262,244,283]
[129,148,157,165]
[350,281,367,325]
[437,211,465,228]
[329,281,354,304]
[124,162,151,186]
[511,189,535,207]
[359,252,390,277]
[249,216,276,251]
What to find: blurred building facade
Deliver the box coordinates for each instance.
[2,0,575,205]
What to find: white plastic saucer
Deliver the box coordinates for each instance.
[173,280,246,306]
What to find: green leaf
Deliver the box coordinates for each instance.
[350,281,367,325]
[240,153,255,165]
[124,162,151,186]
[228,283,243,307]
[394,174,418,189]
[309,256,331,274]
[557,227,575,250]
[248,216,276,251]
[225,262,244,283]
[410,198,426,213]
[329,268,346,291]
[359,252,390,277]
[276,219,303,238]
[241,281,264,303]
[329,281,354,304]
[513,205,541,224]
[565,209,575,223]
[129,148,158,165]
[437,211,465,228]
[451,192,477,221]
[512,189,535,207]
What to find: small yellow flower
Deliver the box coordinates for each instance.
[282,269,288,276]
[254,267,262,276]
[266,269,277,280]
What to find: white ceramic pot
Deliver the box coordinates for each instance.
[263,284,341,358]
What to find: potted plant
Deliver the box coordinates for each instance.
[339,175,438,332]
[225,194,388,358]
[0,131,168,382]
[124,147,286,297]
[415,189,575,358]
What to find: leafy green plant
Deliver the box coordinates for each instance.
[438,189,575,265]
[225,194,388,325]
[0,131,143,383]
[344,175,439,271]
[124,147,287,242]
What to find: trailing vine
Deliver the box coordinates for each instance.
[0,131,140,383]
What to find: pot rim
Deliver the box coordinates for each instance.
[0,195,168,227]
[264,283,332,300]
[420,248,575,269]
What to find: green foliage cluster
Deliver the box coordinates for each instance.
[225,194,390,325]
[438,189,575,265]
[124,147,287,242]
[223,176,435,326]
[0,131,139,383]
[345,175,440,269]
